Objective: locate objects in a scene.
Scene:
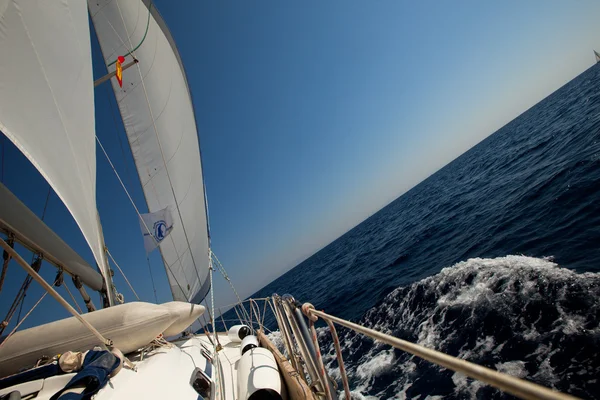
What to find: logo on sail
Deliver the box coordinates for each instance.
[154,220,168,241]
[139,207,174,252]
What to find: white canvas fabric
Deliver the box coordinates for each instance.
[161,301,205,337]
[0,0,112,294]
[89,0,211,304]
[0,302,176,378]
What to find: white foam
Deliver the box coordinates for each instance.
[356,349,395,379]
[495,361,528,378]
[451,372,485,399]
[269,256,600,398]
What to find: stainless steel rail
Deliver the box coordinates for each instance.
[302,304,580,400]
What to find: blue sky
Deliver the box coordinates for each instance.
[1,0,600,328]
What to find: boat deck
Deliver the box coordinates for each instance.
[96,333,230,400]
[0,333,241,400]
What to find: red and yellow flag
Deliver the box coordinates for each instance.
[116,56,125,87]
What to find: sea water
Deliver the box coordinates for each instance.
[236,64,600,399]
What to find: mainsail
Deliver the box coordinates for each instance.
[595,50,600,64]
[89,0,212,303]
[0,0,114,302]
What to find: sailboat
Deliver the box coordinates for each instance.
[595,50,600,64]
[0,1,584,399]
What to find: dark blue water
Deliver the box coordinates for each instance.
[230,64,600,399]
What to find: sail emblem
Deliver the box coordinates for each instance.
[140,207,174,252]
[154,220,168,241]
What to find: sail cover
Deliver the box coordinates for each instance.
[0,0,113,296]
[89,0,211,303]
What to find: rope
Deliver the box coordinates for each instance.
[233,305,244,326]
[103,77,136,190]
[2,189,53,332]
[303,306,579,400]
[250,299,262,333]
[106,2,152,67]
[211,251,252,323]
[211,252,243,304]
[324,319,351,399]
[306,316,333,400]
[0,289,49,351]
[302,303,350,399]
[15,295,25,324]
[106,249,140,300]
[208,264,222,398]
[0,238,14,293]
[1,274,74,349]
[139,334,172,361]
[40,187,51,220]
[218,307,228,331]
[63,283,83,314]
[0,238,112,347]
[146,257,158,303]
[261,299,268,329]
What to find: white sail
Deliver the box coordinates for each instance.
[89,0,211,303]
[0,0,113,301]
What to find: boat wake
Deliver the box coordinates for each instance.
[269,255,600,399]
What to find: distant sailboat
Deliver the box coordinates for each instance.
[595,50,600,63]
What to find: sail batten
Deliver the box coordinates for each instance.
[0,0,113,302]
[89,0,211,303]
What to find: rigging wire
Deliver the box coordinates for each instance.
[106,249,140,301]
[10,186,83,323]
[100,64,161,303]
[63,282,83,314]
[1,257,40,334]
[208,264,223,398]
[10,187,84,328]
[211,251,251,322]
[15,295,25,325]
[146,257,158,303]
[0,239,112,347]
[0,289,49,351]
[103,83,136,190]
[0,274,61,351]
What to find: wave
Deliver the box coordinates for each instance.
[269,256,600,399]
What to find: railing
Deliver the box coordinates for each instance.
[218,294,580,400]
